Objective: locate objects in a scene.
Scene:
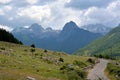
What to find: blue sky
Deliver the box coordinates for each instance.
[0,0,120,31]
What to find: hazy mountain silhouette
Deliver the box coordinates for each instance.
[12,21,101,53]
[81,24,112,35]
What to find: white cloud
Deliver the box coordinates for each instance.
[0,9,4,15]
[0,0,120,30]
[17,5,51,22]
[26,0,38,5]
[3,6,12,11]
[8,17,14,21]
[79,7,114,25]
[38,0,81,29]
[0,24,13,32]
[66,0,113,10]
[0,0,12,4]
[0,5,12,15]
[26,0,119,29]
[107,0,120,15]
[78,0,120,27]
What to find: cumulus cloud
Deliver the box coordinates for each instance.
[0,5,12,15]
[17,5,51,22]
[0,0,120,30]
[79,0,120,27]
[0,24,13,31]
[26,0,38,5]
[10,0,28,7]
[38,0,56,5]
[10,0,56,7]
[38,0,82,29]
[3,5,12,11]
[0,9,4,15]
[65,0,113,10]
[0,0,12,4]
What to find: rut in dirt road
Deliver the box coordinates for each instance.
[87,59,109,80]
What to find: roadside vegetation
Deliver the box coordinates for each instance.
[94,54,115,60]
[106,60,120,80]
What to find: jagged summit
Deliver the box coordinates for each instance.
[62,21,79,31]
[29,23,44,31]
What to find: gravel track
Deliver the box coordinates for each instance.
[87,59,109,80]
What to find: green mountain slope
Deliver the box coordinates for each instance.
[0,28,22,44]
[0,41,94,80]
[74,25,120,57]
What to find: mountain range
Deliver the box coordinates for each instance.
[81,24,112,35]
[74,24,120,57]
[12,21,102,53]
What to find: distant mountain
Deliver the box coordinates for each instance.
[12,23,59,46]
[0,28,22,44]
[12,21,101,53]
[57,21,102,53]
[81,24,112,35]
[74,25,120,57]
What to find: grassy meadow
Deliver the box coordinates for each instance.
[0,41,93,80]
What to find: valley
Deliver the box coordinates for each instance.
[0,23,120,80]
[0,0,120,80]
[75,25,120,58]
[0,41,119,80]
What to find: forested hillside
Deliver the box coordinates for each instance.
[74,25,120,58]
[0,28,22,44]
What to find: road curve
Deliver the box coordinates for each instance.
[87,59,109,80]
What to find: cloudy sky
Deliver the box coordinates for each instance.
[0,0,120,31]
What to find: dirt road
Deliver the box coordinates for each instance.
[87,59,109,80]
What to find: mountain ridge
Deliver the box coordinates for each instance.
[12,21,102,53]
[74,25,120,57]
[81,24,112,35]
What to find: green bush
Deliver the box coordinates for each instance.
[0,47,5,50]
[59,58,64,63]
[60,63,74,73]
[107,63,120,79]
[87,58,95,64]
[60,63,86,80]
[67,69,86,80]
[44,49,48,53]
[67,71,82,80]
[94,54,114,59]
[73,60,86,68]
[75,69,86,79]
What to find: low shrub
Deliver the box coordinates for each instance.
[0,47,5,50]
[59,58,64,63]
[87,58,95,64]
[73,60,86,68]
[60,63,86,80]
[107,63,120,80]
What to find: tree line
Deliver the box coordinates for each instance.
[0,28,22,44]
